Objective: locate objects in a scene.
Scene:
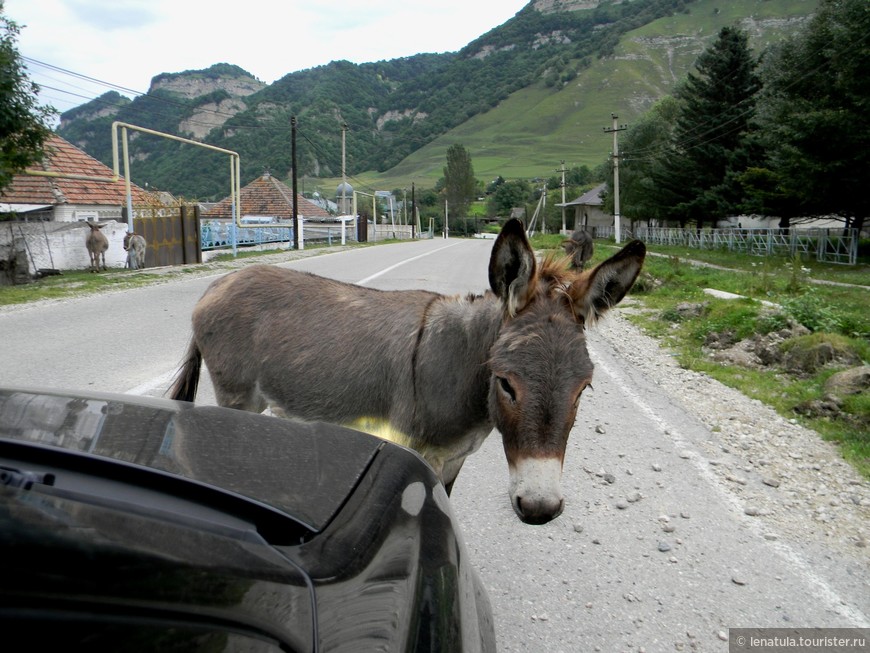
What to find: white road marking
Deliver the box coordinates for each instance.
[355,243,460,285]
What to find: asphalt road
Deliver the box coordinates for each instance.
[1,236,867,652]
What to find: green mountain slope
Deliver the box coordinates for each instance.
[55,0,817,200]
[361,0,817,190]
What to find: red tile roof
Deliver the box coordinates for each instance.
[204,173,331,220]
[0,134,151,206]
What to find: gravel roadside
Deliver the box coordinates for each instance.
[596,301,869,563]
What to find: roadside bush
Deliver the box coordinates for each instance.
[691,302,759,343]
[780,289,844,334]
[756,310,791,335]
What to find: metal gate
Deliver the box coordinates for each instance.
[128,205,201,267]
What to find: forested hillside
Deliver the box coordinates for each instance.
[56,0,817,201]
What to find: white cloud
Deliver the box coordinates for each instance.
[8,0,528,113]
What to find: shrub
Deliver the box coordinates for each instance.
[756,311,791,335]
[780,289,844,334]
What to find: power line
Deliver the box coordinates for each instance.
[24,56,147,98]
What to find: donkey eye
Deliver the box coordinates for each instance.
[574,383,592,407]
[498,376,516,402]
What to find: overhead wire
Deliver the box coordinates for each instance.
[622,10,870,165]
[24,56,276,134]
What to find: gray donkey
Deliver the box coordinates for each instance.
[123,232,147,269]
[170,219,645,524]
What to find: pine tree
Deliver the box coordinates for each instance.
[755,0,870,234]
[443,144,477,218]
[659,26,760,229]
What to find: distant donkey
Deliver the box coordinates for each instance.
[84,222,109,272]
[123,232,147,270]
[561,228,594,270]
[171,218,646,525]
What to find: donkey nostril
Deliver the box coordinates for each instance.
[514,495,563,525]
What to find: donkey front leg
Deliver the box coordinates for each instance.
[211,377,268,414]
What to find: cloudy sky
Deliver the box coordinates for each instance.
[8,0,529,116]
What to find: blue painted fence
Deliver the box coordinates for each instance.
[200,220,293,250]
[200,220,359,251]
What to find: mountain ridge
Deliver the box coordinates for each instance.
[55,0,817,200]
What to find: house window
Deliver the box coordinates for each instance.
[75,211,98,222]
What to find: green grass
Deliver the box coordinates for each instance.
[623,242,870,286]
[602,241,870,477]
[0,269,171,306]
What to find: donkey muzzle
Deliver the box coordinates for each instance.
[508,457,564,525]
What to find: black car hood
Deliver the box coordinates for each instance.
[0,387,386,533]
[0,387,497,652]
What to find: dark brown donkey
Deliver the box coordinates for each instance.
[170,219,645,524]
[561,228,594,270]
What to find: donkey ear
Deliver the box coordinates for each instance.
[489,218,537,316]
[570,239,645,323]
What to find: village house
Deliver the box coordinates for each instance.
[204,172,332,222]
[556,182,612,235]
[0,135,155,281]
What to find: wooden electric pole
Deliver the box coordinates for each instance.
[557,160,567,233]
[604,113,627,243]
[291,115,299,250]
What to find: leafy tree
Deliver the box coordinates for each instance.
[754,0,870,234]
[487,179,533,217]
[0,2,56,194]
[443,144,477,218]
[657,26,760,228]
[486,176,505,194]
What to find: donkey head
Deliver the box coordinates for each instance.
[487,219,645,524]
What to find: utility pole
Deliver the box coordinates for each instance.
[411,182,417,236]
[444,199,449,239]
[341,122,348,215]
[291,115,299,250]
[557,160,567,233]
[603,113,627,243]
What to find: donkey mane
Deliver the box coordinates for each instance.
[522,253,591,325]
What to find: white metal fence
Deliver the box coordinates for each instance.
[629,227,859,265]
